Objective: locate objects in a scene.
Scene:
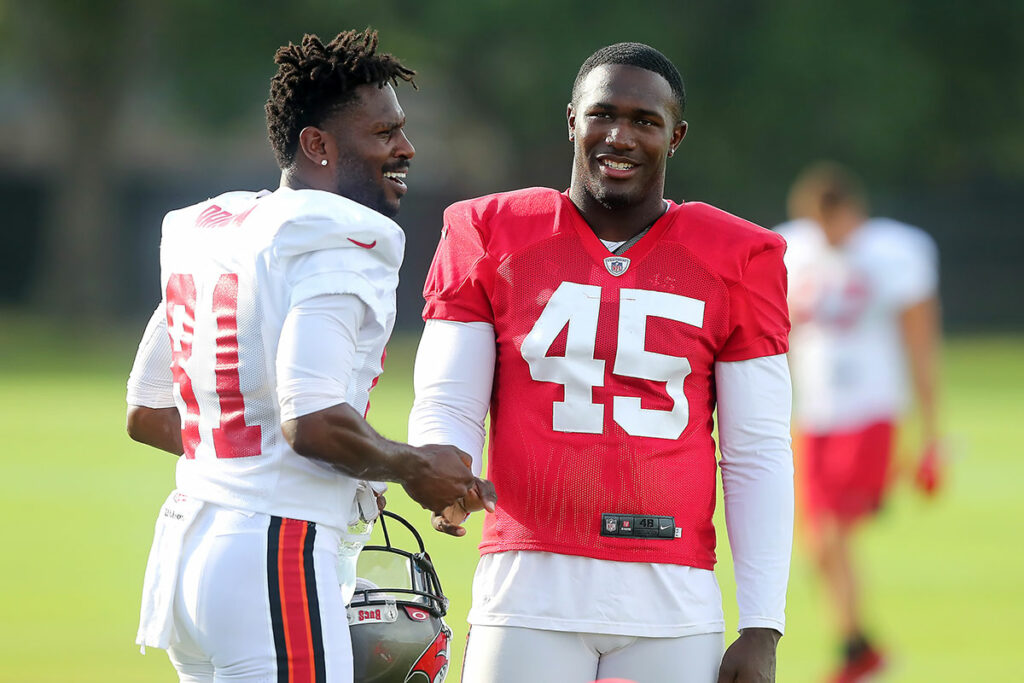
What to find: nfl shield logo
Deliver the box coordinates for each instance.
[605,517,618,533]
[604,256,630,277]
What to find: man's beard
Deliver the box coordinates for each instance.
[335,172,397,218]
[590,182,634,211]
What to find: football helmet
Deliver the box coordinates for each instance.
[347,511,452,683]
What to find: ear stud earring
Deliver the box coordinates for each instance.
[321,159,328,166]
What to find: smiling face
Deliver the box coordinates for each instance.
[321,83,415,218]
[568,64,686,213]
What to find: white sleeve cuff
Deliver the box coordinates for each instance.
[126,304,176,409]
[736,616,786,634]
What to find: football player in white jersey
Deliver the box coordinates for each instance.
[776,162,942,682]
[125,30,485,682]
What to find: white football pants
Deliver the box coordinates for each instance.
[164,504,351,682]
[461,624,724,683]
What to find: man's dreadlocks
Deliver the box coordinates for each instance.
[265,29,415,168]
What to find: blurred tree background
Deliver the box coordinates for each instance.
[1,0,1021,330]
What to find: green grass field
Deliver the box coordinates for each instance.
[1,315,1021,682]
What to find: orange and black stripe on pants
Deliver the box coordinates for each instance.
[267,517,327,683]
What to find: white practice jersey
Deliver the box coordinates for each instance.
[143,186,404,528]
[776,217,938,432]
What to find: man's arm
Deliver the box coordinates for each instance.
[901,295,941,447]
[127,406,183,455]
[125,304,182,455]
[408,319,498,535]
[283,402,477,515]
[716,353,794,682]
[901,294,944,493]
[277,295,476,515]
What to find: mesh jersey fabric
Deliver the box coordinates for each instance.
[422,187,788,569]
[157,186,404,528]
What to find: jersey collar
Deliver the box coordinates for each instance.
[560,192,682,268]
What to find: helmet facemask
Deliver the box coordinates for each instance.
[346,511,452,682]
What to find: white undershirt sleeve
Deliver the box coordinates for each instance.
[407,319,496,476]
[716,353,794,634]
[276,293,367,421]
[126,304,176,409]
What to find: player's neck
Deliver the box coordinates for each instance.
[280,169,326,193]
[819,207,865,247]
[821,218,863,247]
[570,190,668,242]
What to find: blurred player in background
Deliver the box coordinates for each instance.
[775,162,942,682]
[409,42,794,682]
[125,29,479,682]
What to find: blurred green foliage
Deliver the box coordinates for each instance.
[0,1,1021,323]
[9,0,1019,187]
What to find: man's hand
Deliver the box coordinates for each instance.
[432,477,497,537]
[913,441,944,497]
[401,444,477,514]
[718,628,780,682]
[283,405,475,512]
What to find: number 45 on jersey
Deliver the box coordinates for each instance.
[521,281,704,440]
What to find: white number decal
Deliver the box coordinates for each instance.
[614,289,704,438]
[521,282,605,433]
[521,282,705,439]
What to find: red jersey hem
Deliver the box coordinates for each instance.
[716,335,789,363]
[422,300,493,324]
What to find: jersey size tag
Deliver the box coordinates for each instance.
[601,513,679,539]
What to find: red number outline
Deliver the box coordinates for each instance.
[166,273,262,459]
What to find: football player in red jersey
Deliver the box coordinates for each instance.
[409,43,793,682]
[125,30,481,682]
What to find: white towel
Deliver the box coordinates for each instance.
[136,490,204,652]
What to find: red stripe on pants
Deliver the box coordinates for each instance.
[276,518,316,682]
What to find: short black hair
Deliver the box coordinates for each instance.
[265,29,416,168]
[572,42,686,119]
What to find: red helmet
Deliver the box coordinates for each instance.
[347,511,452,683]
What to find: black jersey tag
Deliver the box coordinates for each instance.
[601,513,679,539]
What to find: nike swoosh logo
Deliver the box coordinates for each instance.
[659,523,671,530]
[348,238,377,249]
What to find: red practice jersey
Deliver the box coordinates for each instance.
[423,188,789,569]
